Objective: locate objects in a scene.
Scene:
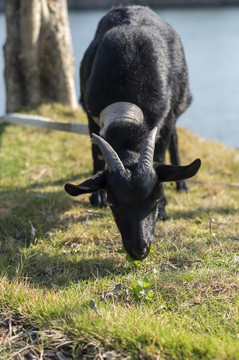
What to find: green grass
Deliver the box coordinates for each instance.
[0,103,239,359]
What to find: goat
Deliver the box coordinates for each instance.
[65,6,201,260]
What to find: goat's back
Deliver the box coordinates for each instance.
[80,6,191,126]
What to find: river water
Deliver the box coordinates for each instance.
[0,7,239,148]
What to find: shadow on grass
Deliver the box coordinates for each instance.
[1,188,72,238]
[170,206,238,220]
[7,248,123,286]
[0,180,126,287]
[0,123,8,142]
[27,170,94,190]
[0,168,99,238]
[1,237,124,289]
[1,168,236,288]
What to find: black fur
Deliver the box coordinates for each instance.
[65,6,201,260]
[80,6,192,184]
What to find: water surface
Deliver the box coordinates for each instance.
[0,7,239,147]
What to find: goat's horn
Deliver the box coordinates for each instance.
[99,102,144,137]
[92,134,126,174]
[138,127,157,170]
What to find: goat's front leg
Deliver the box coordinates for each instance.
[168,127,189,192]
[88,116,107,207]
[154,139,169,221]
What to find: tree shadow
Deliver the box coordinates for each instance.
[0,123,8,159]
[0,123,8,139]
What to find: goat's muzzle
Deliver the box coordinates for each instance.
[125,243,150,260]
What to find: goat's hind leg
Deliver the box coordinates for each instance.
[169,127,189,192]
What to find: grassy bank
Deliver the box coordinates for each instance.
[0,104,239,359]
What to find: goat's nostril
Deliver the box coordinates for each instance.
[130,244,149,260]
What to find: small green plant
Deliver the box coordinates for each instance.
[117,246,154,268]
[131,276,156,301]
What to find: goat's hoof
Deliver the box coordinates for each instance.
[176,180,189,193]
[90,190,107,208]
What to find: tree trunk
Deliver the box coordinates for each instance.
[4,0,78,113]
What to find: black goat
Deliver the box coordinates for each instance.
[65,6,201,260]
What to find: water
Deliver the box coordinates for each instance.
[0,7,239,148]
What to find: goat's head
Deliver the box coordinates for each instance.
[65,128,201,260]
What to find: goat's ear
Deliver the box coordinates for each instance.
[156,159,201,182]
[64,171,107,196]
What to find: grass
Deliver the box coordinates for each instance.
[0,103,239,359]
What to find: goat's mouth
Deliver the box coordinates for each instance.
[123,243,151,260]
